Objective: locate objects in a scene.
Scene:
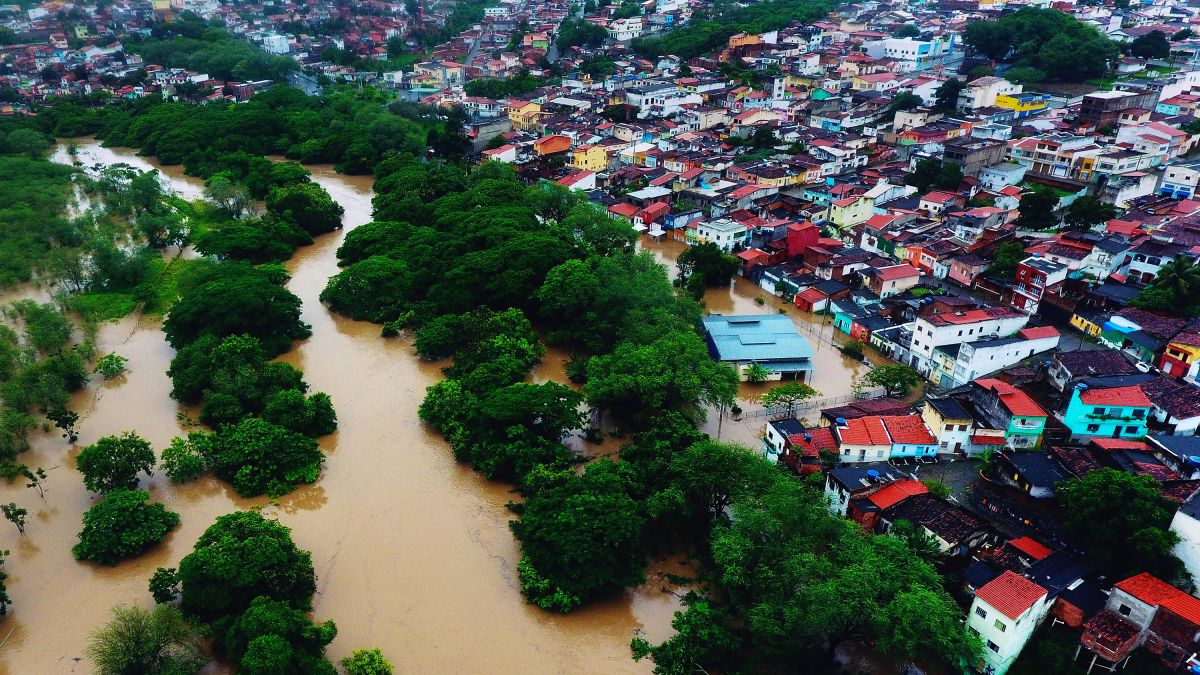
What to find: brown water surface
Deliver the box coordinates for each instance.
[0,141,676,673]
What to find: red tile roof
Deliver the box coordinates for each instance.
[1007,536,1052,561]
[971,434,1007,445]
[875,264,920,281]
[881,415,935,445]
[1089,438,1149,452]
[836,416,891,446]
[1018,326,1060,340]
[1115,573,1200,625]
[975,379,1048,418]
[788,426,838,456]
[1078,385,1152,408]
[975,571,1048,620]
[866,479,928,509]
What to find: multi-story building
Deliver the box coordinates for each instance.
[966,571,1052,675]
[1159,161,1200,199]
[929,326,1060,390]
[994,92,1051,119]
[907,307,1028,375]
[1076,89,1159,126]
[957,76,1022,110]
[962,378,1049,449]
[923,396,974,454]
[1062,382,1152,443]
[688,217,751,251]
[942,138,1006,178]
[1011,256,1068,315]
[1079,573,1200,673]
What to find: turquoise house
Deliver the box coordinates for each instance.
[1062,382,1152,443]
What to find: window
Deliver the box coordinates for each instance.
[994,619,1007,632]
[1119,604,1132,616]
[1093,407,1106,415]
[969,627,980,636]
[1087,424,1100,432]
[987,640,1000,653]
[1126,426,1140,435]
[1132,409,1145,419]
[975,606,988,619]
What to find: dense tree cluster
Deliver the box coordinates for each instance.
[1131,257,1200,316]
[963,8,1119,81]
[161,262,332,495]
[557,19,609,49]
[148,511,341,672]
[46,84,439,179]
[130,13,297,82]
[631,0,831,59]
[463,71,545,98]
[0,302,91,469]
[73,488,180,565]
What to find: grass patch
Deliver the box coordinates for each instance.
[67,256,201,321]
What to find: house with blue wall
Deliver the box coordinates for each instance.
[1062,382,1152,443]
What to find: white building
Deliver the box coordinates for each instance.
[908,307,1029,375]
[862,36,954,72]
[966,571,1052,675]
[930,327,1060,390]
[608,18,644,41]
[957,76,1022,111]
[689,217,751,251]
[261,33,290,54]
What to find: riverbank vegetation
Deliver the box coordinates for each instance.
[324,157,980,671]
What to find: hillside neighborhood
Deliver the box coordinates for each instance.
[13,0,1200,671]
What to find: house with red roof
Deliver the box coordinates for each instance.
[831,415,938,463]
[962,378,1049,450]
[1080,572,1200,672]
[1062,382,1152,444]
[967,571,1052,675]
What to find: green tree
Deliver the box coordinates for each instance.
[987,241,1028,279]
[1,503,26,534]
[1062,195,1116,231]
[1173,28,1193,42]
[205,173,253,217]
[341,648,393,674]
[511,461,647,611]
[94,353,128,379]
[863,364,921,397]
[670,441,776,518]
[586,330,738,426]
[177,510,317,620]
[162,432,216,483]
[150,567,180,604]
[320,256,413,322]
[631,595,742,674]
[85,604,206,675]
[744,363,771,383]
[905,158,944,193]
[760,381,820,416]
[1131,256,1200,316]
[1057,468,1186,583]
[75,432,156,493]
[1129,30,1170,59]
[6,128,49,158]
[1004,66,1046,85]
[265,181,344,236]
[888,92,922,117]
[933,78,963,112]
[894,24,920,38]
[224,596,337,674]
[211,418,323,497]
[1015,189,1059,230]
[676,242,738,299]
[162,265,310,356]
[73,489,180,565]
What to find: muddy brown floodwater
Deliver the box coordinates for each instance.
[0,140,681,673]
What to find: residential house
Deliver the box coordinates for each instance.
[923,396,974,454]
[1158,330,1200,381]
[862,264,920,298]
[824,462,907,517]
[907,306,1029,375]
[689,217,751,251]
[1079,573,1200,672]
[1062,382,1152,443]
[1011,256,1069,315]
[1169,494,1200,583]
[962,378,1049,450]
[967,571,1052,675]
[929,326,1060,391]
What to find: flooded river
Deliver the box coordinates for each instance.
[0,141,682,673]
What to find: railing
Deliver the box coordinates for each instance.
[730,388,890,421]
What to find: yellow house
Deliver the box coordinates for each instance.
[1159,334,1200,378]
[570,145,607,172]
[995,93,1049,117]
[1069,311,1104,337]
[922,398,974,454]
[1077,156,1096,182]
[507,100,542,131]
[829,195,872,230]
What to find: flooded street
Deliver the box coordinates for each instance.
[0,141,678,673]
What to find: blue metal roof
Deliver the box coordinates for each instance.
[701,314,814,363]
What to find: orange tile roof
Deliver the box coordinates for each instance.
[1078,385,1152,408]
[975,378,1048,418]
[1007,536,1052,561]
[866,479,928,509]
[975,571,1047,620]
[1090,438,1149,452]
[881,415,935,445]
[1115,573,1200,625]
[836,416,891,446]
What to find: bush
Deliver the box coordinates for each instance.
[75,432,156,493]
[161,432,215,483]
[73,489,180,565]
[94,353,129,379]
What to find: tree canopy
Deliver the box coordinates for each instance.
[962,8,1119,82]
[73,488,180,565]
[75,432,156,494]
[177,511,316,620]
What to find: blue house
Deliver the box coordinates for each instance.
[701,314,814,382]
[1062,382,1153,443]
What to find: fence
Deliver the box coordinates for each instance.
[729,387,890,421]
